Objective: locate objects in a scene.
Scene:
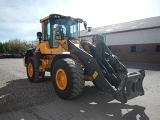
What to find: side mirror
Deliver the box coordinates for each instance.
[83,21,87,30]
[37,32,42,42]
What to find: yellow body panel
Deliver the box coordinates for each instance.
[39,55,53,72]
[35,41,67,54]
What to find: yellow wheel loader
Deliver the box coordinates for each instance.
[23,14,145,103]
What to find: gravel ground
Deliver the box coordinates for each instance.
[0,58,160,114]
[0,58,58,113]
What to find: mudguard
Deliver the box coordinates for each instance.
[24,48,36,64]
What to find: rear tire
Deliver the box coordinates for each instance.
[51,58,85,99]
[26,57,44,83]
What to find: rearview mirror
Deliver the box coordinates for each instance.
[37,32,42,42]
[83,21,87,30]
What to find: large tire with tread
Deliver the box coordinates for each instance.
[51,58,85,99]
[26,57,44,83]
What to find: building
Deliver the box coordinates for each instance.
[80,16,160,64]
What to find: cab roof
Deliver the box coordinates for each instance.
[40,13,83,23]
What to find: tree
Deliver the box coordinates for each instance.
[5,39,30,54]
[0,42,6,53]
[3,43,9,53]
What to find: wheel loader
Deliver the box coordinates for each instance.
[23,14,145,103]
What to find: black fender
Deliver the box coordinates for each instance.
[51,52,71,69]
[24,48,36,64]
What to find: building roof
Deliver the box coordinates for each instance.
[80,16,160,37]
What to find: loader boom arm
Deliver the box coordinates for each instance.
[69,34,145,103]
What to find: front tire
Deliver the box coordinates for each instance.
[26,57,44,83]
[51,58,85,99]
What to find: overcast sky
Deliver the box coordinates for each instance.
[0,0,160,42]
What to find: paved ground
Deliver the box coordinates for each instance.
[0,59,160,120]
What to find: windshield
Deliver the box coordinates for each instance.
[52,18,79,40]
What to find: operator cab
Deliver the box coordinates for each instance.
[37,14,87,48]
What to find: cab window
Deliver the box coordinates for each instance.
[44,19,58,48]
[44,19,50,41]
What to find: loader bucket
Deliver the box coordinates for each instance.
[115,70,145,103]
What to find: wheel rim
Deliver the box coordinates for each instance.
[28,63,33,77]
[56,69,67,90]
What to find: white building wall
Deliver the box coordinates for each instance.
[81,28,160,45]
[105,28,160,45]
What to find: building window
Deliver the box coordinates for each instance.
[130,46,136,52]
[156,45,160,52]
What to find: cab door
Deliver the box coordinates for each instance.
[39,19,65,54]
